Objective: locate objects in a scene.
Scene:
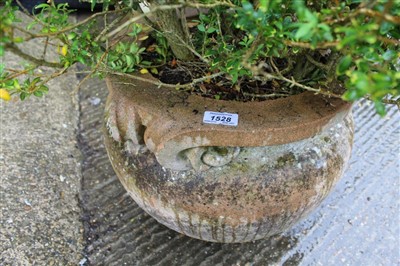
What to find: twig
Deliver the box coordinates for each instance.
[244,57,342,98]
[284,40,339,49]
[12,25,37,38]
[71,50,109,96]
[105,0,237,41]
[269,58,328,94]
[110,70,224,89]
[173,34,209,64]
[104,4,184,40]
[94,14,125,42]
[5,43,63,68]
[185,1,236,9]
[243,92,289,98]
[216,11,227,48]
[305,54,329,70]
[359,8,400,24]
[364,95,400,107]
[39,66,69,85]
[378,36,400,46]
[2,67,36,82]
[41,37,49,60]
[15,0,47,27]
[22,8,129,41]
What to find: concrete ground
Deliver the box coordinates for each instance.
[1,12,399,266]
[0,42,84,264]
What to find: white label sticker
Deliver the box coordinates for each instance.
[203,111,239,126]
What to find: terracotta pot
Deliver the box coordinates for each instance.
[103,74,354,243]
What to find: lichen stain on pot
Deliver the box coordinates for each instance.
[103,75,354,242]
[103,106,353,242]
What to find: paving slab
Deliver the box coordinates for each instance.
[0,31,84,265]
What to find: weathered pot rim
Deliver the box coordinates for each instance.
[105,73,352,170]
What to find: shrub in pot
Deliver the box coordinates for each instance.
[13,0,104,13]
[1,0,399,242]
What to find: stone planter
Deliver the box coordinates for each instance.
[103,74,354,243]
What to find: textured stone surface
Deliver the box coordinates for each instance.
[0,15,84,264]
[103,84,354,242]
[79,77,399,264]
[105,74,351,171]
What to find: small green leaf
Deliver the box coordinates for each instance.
[304,9,318,24]
[13,37,24,43]
[134,55,140,63]
[33,91,43,97]
[39,85,49,92]
[207,27,217,33]
[380,22,394,35]
[34,3,50,9]
[382,50,396,61]
[259,0,268,12]
[275,21,283,31]
[231,72,239,83]
[295,23,314,40]
[20,92,28,101]
[141,60,152,66]
[129,43,138,53]
[342,89,357,101]
[337,55,352,75]
[67,32,77,40]
[91,0,97,11]
[197,24,206,32]
[76,56,86,64]
[364,35,377,44]
[125,55,133,66]
[374,101,386,116]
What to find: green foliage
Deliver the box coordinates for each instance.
[28,3,74,33]
[1,0,399,115]
[0,0,20,56]
[292,1,333,46]
[62,22,101,67]
[0,64,49,100]
[107,24,146,72]
[0,1,48,100]
[192,0,399,114]
[153,32,169,62]
[107,41,145,72]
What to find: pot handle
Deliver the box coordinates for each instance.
[105,86,242,171]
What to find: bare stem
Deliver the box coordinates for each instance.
[5,43,63,68]
[359,8,400,24]
[243,92,290,98]
[71,50,109,96]
[104,4,183,41]
[284,40,339,49]
[110,70,224,89]
[22,9,129,41]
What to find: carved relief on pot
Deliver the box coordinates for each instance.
[103,74,354,243]
[105,74,351,172]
